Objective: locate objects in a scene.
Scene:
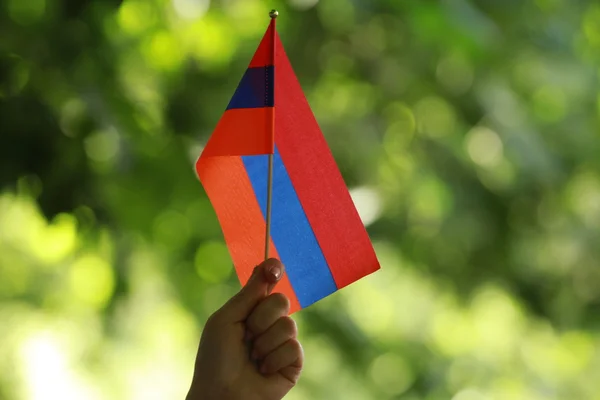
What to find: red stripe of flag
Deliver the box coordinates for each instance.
[249,19,275,68]
[273,33,380,289]
[201,108,274,157]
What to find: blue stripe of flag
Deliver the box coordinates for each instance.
[242,147,338,308]
[227,66,274,110]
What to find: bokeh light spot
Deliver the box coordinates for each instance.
[69,255,115,309]
[84,129,120,163]
[470,287,525,362]
[415,96,456,138]
[172,0,209,21]
[369,353,414,395]
[345,281,393,338]
[383,102,416,151]
[60,98,87,138]
[20,331,98,400]
[0,55,30,97]
[117,0,157,35]
[583,5,600,46]
[566,170,600,225]
[195,241,232,283]
[0,194,46,255]
[301,336,342,382]
[349,186,381,226]
[465,126,504,168]
[7,0,45,26]
[223,0,265,36]
[431,307,474,356]
[437,53,474,95]
[187,17,236,66]
[32,213,78,264]
[142,31,184,71]
[409,176,453,223]
[557,331,595,374]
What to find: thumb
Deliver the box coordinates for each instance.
[219,258,284,322]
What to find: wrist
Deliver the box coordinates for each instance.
[186,381,235,400]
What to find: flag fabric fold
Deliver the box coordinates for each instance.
[196,17,380,313]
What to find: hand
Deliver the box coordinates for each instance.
[187,258,303,400]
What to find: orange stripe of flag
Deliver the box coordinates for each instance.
[196,155,301,313]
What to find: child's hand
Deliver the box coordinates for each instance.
[187,259,303,400]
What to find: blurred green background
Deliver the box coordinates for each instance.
[1,0,600,399]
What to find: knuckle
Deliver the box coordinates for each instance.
[270,293,291,312]
[246,293,291,334]
[281,316,297,337]
[290,338,304,358]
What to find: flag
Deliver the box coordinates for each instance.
[196,16,380,313]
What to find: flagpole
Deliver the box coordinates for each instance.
[265,9,278,260]
[265,155,273,260]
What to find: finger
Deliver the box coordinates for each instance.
[251,316,297,361]
[218,258,284,323]
[246,292,290,338]
[259,339,304,376]
[279,364,303,385]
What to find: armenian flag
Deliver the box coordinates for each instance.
[196,13,380,313]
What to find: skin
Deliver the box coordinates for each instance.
[187,258,303,400]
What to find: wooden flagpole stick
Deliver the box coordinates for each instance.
[265,153,273,260]
[265,9,278,260]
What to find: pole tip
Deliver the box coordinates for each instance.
[269,9,278,19]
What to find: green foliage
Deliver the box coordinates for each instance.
[1,0,600,399]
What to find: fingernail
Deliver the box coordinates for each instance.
[267,263,282,281]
